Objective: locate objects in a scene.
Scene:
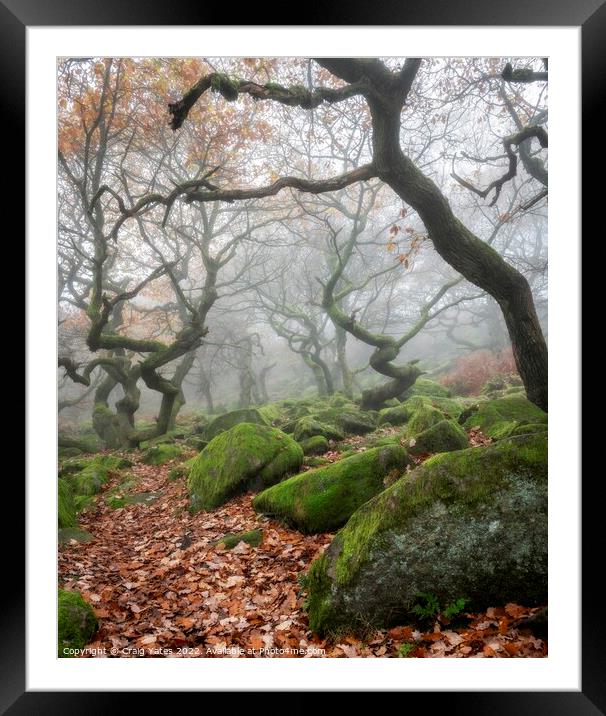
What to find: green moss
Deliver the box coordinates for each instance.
[409,419,469,455]
[329,393,355,407]
[210,72,240,100]
[508,422,548,437]
[305,433,547,635]
[68,464,110,495]
[58,527,93,545]
[338,412,378,435]
[293,416,344,442]
[188,423,303,512]
[58,447,83,459]
[59,454,132,477]
[378,405,411,426]
[405,405,445,437]
[463,394,547,440]
[265,81,286,92]
[215,529,263,549]
[300,435,330,455]
[402,378,451,399]
[58,589,98,657]
[140,434,175,450]
[140,443,183,466]
[257,403,286,426]
[58,479,77,529]
[253,445,411,534]
[304,455,331,468]
[203,408,270,442]
[74,495,95,513]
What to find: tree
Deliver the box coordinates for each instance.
[159,58,548,410]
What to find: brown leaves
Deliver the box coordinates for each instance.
[59,452,547,659]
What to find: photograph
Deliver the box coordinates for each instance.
[56,55,550,660]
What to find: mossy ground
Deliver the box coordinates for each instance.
[58,478,77,529]
[253,445,411,534]
[141,443,183,466]
[463,394,547,440]
[58,589,98,657]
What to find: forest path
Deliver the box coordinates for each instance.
[59,451,547,658]
[59,456,332,657]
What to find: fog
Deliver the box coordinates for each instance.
[57,57,547,440]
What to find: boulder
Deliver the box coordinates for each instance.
[405,404,445,437]
[66,463,110,496]
[379,405,411,426]
[293,416,344,443]
[305,433,547,635]
[58,589,98,657]
[338,412,378,435]
[299,435,330,456]
[202,408,269,441]
[253,445,411,534]
[188,423,303,512]
[409,419,469,455]
[462,394,547,440]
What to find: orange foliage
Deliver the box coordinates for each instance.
[440,347,518,396]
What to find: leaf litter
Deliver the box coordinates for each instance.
[59,449,546,658]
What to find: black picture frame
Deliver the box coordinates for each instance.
[8,1,593,711]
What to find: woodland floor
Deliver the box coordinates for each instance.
[59,436,548,658]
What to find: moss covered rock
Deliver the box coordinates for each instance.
[58,589,98,657]
[300,435,330,456]
[202,408,270,441]
[293,417,344,443]
[338,412,378,435]
[508,422,548,437]
[402,378,451,399]
[58,527,94,545]
[188,423,303,512]
[140,443,183,466]
[253,445,411,534]
[378,405,411,426]
[409,419,469,455]
[58,479,77,529]
[257,403,286,426]
[59,454,132,477]
[67,463,110,496]
[405,405,445,437]
[215,529,263,549]
[463,394,547,440]
[305,433,547,636]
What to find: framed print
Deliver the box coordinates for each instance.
[6,0,594,710]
